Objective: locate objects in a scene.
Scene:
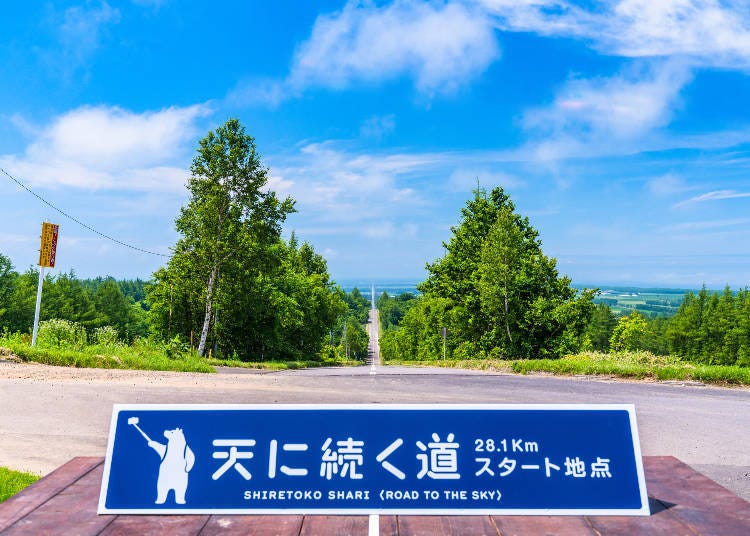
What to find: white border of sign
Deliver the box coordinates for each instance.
[98,403,649,516]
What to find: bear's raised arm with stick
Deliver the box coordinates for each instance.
[128,416,195,505]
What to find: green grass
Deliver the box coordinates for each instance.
[384,357,514,372]
[1,333,215,373]
[205,356,363,370]
[384,351,750,386]
[0,332,363,373]
[0,467,40,503]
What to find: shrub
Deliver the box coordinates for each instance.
[610,312,650,352]
[164,335,190,360]
[91,326,119,347]
[452,341,484,361]
[36,319,86,350]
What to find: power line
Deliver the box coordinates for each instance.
[1,167,170,258]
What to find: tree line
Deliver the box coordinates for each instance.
[377,187,750,368]
[0,250,369,361]
[0,258,149,342]
[586,287,750,366]
[1,119,367,362]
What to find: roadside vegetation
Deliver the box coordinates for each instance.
[0,467,39,503]
[384,352,750,386]
[0,120,368,371]
[0,300,367,373]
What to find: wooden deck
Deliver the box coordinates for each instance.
[1,456,748,535]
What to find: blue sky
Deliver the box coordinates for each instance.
[2,1,750,288]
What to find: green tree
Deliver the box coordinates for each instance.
[379,295,467,361]
[419,187,514,342]
[377,291,418,331]
[610,311,650,352]
[344,287,370,324]
[43,271,101,329]
[170,118,295,356]
[410,187,594,360]
[94,279,142,341]
[477,207,595,358]
[583,303,617,351]
[338,316,369,360]
[0,253,18,326]
[3,268,37,333]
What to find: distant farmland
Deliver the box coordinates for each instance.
[585,287,693,317]
[345,282,707,318]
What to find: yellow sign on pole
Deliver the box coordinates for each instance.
[38,222,59,268]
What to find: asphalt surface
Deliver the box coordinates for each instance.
[0,314,747,502]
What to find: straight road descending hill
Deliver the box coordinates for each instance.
[366,307,380,372]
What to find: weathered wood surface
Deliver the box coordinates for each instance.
[0,456,747,535]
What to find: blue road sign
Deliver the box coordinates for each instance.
[98,404,649,515]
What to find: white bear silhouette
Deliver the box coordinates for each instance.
[147,428,195,504]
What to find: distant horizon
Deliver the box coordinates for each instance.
[1,252,737,292]
[336,278,712,293]
[0,261,731,293]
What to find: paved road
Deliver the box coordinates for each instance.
[0,359,748,502]
[367,307,380,370]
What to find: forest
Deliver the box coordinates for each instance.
[0,119,368,364]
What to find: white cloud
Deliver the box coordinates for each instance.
[229,1,750,108]
[518,61,696,162]
[482,0,750,70]
[608,0,750,65]
[273,142,427,225]
[232,0,499,105]
[290,0,498,95]
[674,189,750,208]
[267,141,540,244]
[27,105,208,168]
[524,62,691,141]
[1,104,210,192]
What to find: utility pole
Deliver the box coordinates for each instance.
[32,222,59,346]
[31,267,44,346]
[441,327,447,360]
[343,317,349,360]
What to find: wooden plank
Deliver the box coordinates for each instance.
[664,506,750,536]
[645,457,750,517]
[99,514,210,535]
[492,514,597,535]
[379,515,399,536]
[299,515,369,535]
[199,515,303,535]
[397,515,499,536]
[643,456,750,534]
[0,457,102,531]
[586,510,696,536]
[1,463,115,536]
